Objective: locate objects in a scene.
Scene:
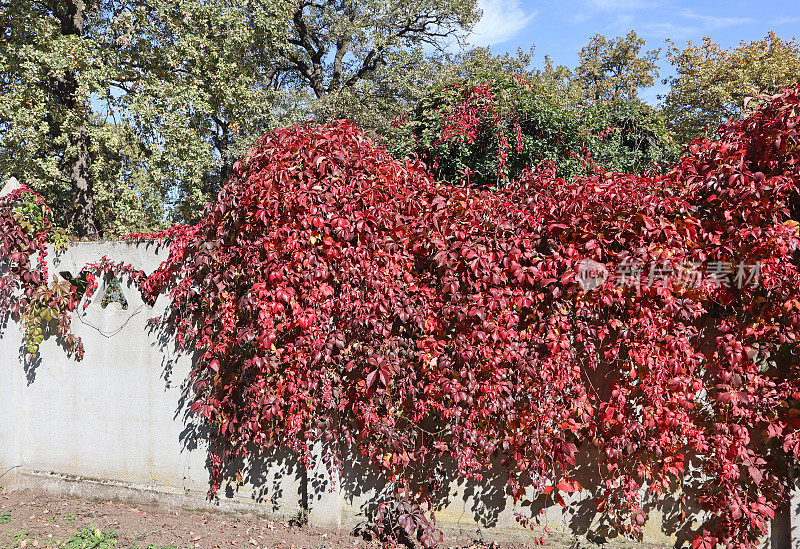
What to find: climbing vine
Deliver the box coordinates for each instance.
[385,74,680,188]
[2,82,800,549]
[0,188,82,359]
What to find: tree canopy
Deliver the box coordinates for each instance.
[384,47,679,188]
[114,0,294,223]
[0,0,478,235]
[663,32,800,143]
[0,0,114,236]
[575,30,660,104]
[3,2,797,236]
[275,0,480,131]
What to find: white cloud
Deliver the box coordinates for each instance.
[643,21,690,37]
[570,0,657,25]
[644,9,753,38]
[679,9,754,29]
[774,16,800,25]
[583,0,656,10]
[468,0,538,46]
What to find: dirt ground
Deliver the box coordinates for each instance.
[0,489,559,549]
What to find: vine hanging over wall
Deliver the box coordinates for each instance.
[2,82,800,549]
[0,188,82,359]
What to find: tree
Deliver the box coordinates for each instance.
[663,32,800,143]
[435,46,535,82]
[113,0,294,223]
[533,54,582,107]
[0,0,293,234]
[426,46,581,107]
[273,0,480,131]
[574,31,660,104]
[578,100,680,174]
[385,74,585,187]
[385,63,678,188]
[0,0,111,237]
[1,0,479,233]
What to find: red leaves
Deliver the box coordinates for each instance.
[0,187,84,360]
[5,82,800,548]
[366,370,379,389]
[554,478,582,493]
[693,531,718,549]
[296,315,311,331]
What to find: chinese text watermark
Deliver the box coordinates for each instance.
[576,259,761,292]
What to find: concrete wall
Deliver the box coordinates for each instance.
[0,241,792,547]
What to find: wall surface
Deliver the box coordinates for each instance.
[0,241,794,548]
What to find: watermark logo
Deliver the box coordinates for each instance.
[576,259,609,291]
[576,259,761,292]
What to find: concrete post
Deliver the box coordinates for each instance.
[772,498,791,549]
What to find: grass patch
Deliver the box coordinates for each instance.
[64,528,117,548]
[0,510,11,524]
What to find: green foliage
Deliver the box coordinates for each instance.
[19,277,76,357]
[113,0,296,223]
[436,46,536,82]
[1,187,84,360]
[11,188,71,250]
[0,0,106,235]
[386,74,581,186]
[4,191,77,357]
[64,528,117,549]
[276,0,480,134]
[0,0,172,236]
[289,507,310,526]
[0,510,11,524]
[663,32,800,143]
[430,46,583,109]
[386,69,678,187]
[100,277,128,310]
[575,30,660,103]
[578,100,681,174]
[1,0,480,231]
[0,0,296,234]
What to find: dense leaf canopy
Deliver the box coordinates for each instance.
[663,32,800,143]
[386,74,680,187]
[108,82,799,548]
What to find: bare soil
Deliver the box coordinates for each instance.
[0,489,557,549]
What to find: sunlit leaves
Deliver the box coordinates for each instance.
[142,83,799,547]
[0,188,83,359]
[5,80,800,548]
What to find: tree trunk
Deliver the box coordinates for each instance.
[60,0,100,238]
[211,116,232,193]
[69,124,98,238]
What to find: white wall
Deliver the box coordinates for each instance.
[1,242,322,520]
[1,241,782,546]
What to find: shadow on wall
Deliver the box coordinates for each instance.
[148,315,323,521]
[7,240,701,547]
[5,240,171,385]
[150,298,702,548]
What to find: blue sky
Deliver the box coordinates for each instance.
[466,0,800,103]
